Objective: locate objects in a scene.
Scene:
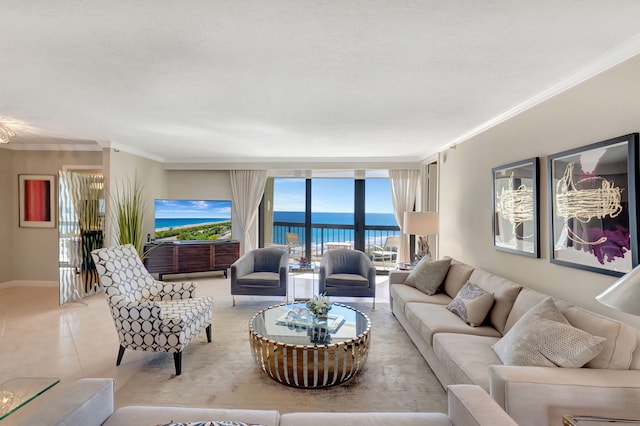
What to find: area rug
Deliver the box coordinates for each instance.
[113,277,447,414]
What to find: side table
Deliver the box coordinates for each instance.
[289,263,318,301]
[0,377,60,420]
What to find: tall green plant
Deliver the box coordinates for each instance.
[112,177,146,256]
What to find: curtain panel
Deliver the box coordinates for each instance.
[389,169,420,263]
[230,170,267,254]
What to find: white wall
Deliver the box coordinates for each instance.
[0,149,12,282]
[10,150,102,282]
[106,149,167,246]
[438,54,640,328]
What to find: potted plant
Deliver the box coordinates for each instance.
[112,177,146,256]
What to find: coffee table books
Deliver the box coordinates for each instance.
[275,310,345,333]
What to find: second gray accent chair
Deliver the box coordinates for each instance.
[230,247,289,306]
[319,249,377,308]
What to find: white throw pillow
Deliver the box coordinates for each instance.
[446,281,494,327]
[493,298,606,367]
[404,258,451,295]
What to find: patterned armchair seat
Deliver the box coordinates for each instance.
[91,244,213,376]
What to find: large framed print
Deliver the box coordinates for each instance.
[548,133,639,276]
[492,157,539,257]
[19,174,56,228]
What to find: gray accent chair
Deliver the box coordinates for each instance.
[230,247,289,306]
[319,249,377,308]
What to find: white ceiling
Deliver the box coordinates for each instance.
[2,1,640,165]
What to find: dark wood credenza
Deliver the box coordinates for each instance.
[143,240,240,279]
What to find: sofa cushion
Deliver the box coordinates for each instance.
[469,269,522,334]
[433,333,502,391]
[503,287,549,333]
[404,258,451,295]
[447,282,495,327]
[404,302,501,345]
[442,257,474,299]
[563,306,638,370]
[390,284,453,315]
[493,298,605,368]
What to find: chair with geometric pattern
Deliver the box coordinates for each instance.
[91,244,213,376]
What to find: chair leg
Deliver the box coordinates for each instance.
[206,324,212,343]
[232,295,236,307]
[174,352,182,376]
[116,345,126,366]
[372,298,376,309]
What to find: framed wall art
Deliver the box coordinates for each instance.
[548,133,639,276]
[492,157,539,257]
[19,174,56,228]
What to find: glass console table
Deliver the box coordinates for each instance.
[0,377,60,420]
[563,415,640,425]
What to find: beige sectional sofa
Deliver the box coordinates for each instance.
[24,378,518,426]
[389,257,640,426]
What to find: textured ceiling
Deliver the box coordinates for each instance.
[2,1,640,164]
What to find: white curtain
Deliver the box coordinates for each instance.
[230,170,268,254]
[389,169,420,263]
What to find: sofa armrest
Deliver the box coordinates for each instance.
[389,270,410,284]
[447,384,517,426]
[489,365,640,426]
[24,378,115,426]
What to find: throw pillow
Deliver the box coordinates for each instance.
[492,298,606,367]
[404,258,452,295]
[157,422,261,426]
[446,281,494,326]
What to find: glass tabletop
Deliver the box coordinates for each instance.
[250,302,370,346]
[0,377,60,420]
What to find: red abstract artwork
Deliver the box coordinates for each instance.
[24,179,51,221]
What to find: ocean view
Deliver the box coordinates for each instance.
[155,218,230,230]
[273,211,399,246]
[274,211,397,226]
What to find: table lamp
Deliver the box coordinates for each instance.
[596,265,640,315]
[403,211,439,262]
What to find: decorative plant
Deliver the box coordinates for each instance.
[308,293,331,317]
[299,256,310,266]
[112,177,146,256]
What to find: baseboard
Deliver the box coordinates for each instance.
[0,280,58,289]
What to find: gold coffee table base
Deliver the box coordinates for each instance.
[249,303,371,388]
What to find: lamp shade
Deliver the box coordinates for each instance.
[403,211,439,235]
[596,265,640,316]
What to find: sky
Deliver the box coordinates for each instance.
[154,199,232,219]
[273,178,394,213]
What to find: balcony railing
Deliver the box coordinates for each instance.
[272,221,400,260]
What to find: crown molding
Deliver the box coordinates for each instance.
[423,33,640,160]
[0,143,102,151]
[101,141,166,163]
[164,158,421,170]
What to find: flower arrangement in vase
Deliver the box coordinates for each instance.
[299,257,311,268]
[308,293,331,318]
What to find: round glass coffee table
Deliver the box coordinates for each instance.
[249,302,371,388]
